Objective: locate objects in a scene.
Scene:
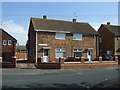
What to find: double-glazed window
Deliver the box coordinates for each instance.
[55,32,82,40]
[55,48,66,58]
[73,49,82,58]
[8,40,12,45]
[3,40,7,45]
[73,33,82,40]
[3,40,12,45]
[55,33,66,40]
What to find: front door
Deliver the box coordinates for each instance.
[43,49,49,62]
[87,50,92,61]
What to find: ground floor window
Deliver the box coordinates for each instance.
[55,48,66,58]
[73,49,82,58]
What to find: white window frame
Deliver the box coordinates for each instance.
[3,40,7,45]
[55,33,66,40]
[55,48,66,58]
[73,49,82,58]
[8,40,12,45]
[73,33,82,40]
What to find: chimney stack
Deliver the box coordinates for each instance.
[107,22,110,25]
[43,15,47,19]
[73,18,76,22]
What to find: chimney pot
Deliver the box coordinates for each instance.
[73,18,76,22]
[107,22,110,25]
[43,15,47,19]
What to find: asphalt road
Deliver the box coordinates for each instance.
[1,65,120,89]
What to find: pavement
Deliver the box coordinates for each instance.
[1,65,120,89]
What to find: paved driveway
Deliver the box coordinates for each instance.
[1,65,120,89]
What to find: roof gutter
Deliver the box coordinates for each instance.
[35,29,70,33]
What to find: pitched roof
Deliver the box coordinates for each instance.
[102,24,120,36]
[31,18,98,35]
[16,45,26,51]
[0,28,17,41]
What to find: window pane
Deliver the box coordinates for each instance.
[56,48,66,52]
[3,40,7,45]
[73,49,77,51]
[44,49,49,56]
[74,52,82,58]
[56,33,66,39]
[55,48,66,58]
[56,49,60,52]
[73,33,82,40]
[8,40,12,45]
[73,49,82,52]
[78,49,82,52]
[56,52,66,58]
[73,49,82,58]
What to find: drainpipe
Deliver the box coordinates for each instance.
[96,35,99,57]
[36,31,37,63]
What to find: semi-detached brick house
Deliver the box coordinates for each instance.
[27,16,99,63]
[15,45,27,60]
[0,28,17,62]
[98,22,120,60]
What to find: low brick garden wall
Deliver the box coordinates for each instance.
[36,56,118,69]
[37,63,61,69]
[2,58,16,68]
[1,56,119,69]
[61,61,118,69]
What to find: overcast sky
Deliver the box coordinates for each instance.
[1,2,118,45]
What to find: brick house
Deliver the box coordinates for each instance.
[0,28,17,62]
[98,22,120,60]
[27,16,99,63]
[15,45,27,60]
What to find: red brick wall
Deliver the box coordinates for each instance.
[2,30,16,61]
[15,53,27,60]
[37,32,98,61]
[27,21,36,62]
[98,25,115,55]
[98,25,114,51]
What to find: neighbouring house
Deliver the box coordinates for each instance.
[0,28,17,62]
[15,45,27,60]
[98,22,120,60]
[27,15,99,63]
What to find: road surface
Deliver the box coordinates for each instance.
[1,65,120,89]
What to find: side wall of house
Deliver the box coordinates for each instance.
[27,22,36,62]
[2,31,16,61]
[98,25,115,55]
[37,32,97,61]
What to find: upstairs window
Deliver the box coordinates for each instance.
[8,40,12,45]
[73,33,82,40]
[55,48,66,58]
[55,33,66,40]
[73,49,82,58]
[3,40,7,45]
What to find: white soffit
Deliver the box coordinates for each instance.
[35,29,70,33]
